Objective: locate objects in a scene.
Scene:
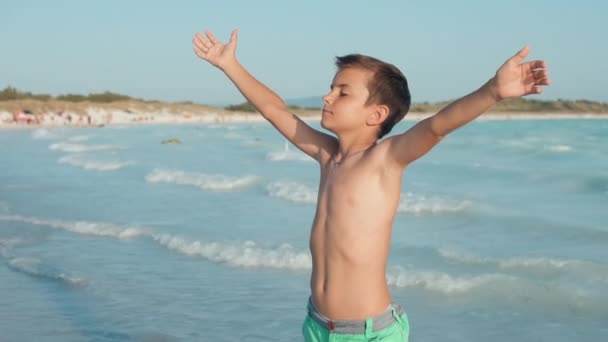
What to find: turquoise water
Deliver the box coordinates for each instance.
[1,119,607,341]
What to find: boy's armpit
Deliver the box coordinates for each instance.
[385,118,443,168]
[266,109,338,164]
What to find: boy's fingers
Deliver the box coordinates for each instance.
[537,78,551,86]
[529,60,546,70]
[193,46,208,60]
[510,46,530,64]
[195,33,211,48]
[533,69,548,79]
[229,29,239,44]
[206,31,219,44]
[193,37,209,53]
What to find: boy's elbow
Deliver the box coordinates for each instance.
[427,130,444,147]
[433,129,448,140]
[424,117,447,139]
[260,103,289,119]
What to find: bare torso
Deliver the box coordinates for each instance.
[309,142,403,320]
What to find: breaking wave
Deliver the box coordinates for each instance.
[145,169,260,191]
[58,154,132,171]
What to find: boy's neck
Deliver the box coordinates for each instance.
[335,131,378,158]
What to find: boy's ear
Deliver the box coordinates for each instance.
[366,105,390,126]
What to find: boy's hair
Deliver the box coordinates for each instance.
[335,54,411,139]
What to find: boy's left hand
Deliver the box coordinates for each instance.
[490,46,551,100]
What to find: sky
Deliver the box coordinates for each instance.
[2,0,607,106]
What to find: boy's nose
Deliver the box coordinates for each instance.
[322,94,332,105]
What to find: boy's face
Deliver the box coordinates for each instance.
[321,67,377,134]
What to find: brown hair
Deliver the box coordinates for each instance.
[335,54,411,138]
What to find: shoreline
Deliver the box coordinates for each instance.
[1,110,608,130]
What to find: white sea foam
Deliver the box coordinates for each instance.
[32,128,56,140]
[0,215,145,239]
[266,150,314,162]
[58,154,132,171]
[545,144,574,152]
[397,192,472,215]
[266,181,317,204]
[7,257,87,287]
[0,214,310,270]
[49,142,122,153]
[153,234,311,270]
[499,136,542,148]
[0,213,605,314]
[145,169,260,191]
[500,137,575,153]
[438,249,608,281]
[386,266,512,293]
[0,237,24,249]
[67,135,91,142]
[386,265,608,315]
[0,237,24,258]
[266,141,314,162]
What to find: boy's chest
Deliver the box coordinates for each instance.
[320,164,383,203]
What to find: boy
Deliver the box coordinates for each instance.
[193,29,550,342]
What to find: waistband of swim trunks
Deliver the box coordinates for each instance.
[307,297,405,334]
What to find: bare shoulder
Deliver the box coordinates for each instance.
[317,138,340,168]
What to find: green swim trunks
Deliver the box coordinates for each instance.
[302,297,409,342]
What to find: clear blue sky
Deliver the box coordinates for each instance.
[2,0,607,105]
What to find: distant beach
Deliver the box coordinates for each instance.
[2,87,608,129]
[2,100,608,130]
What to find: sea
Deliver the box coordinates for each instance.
[0,118,607,342]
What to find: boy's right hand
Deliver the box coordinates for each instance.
[193,29,238,70]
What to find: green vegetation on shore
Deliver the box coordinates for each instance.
[2,87,608,114]
[225,102,320,112]
[0,87,138,103]
[225,98,608,114]
[0,87,218,116]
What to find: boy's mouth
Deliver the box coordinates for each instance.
[322,109,333,115]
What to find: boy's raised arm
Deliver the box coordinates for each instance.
[193,29,337,163]
[386,46,551,168]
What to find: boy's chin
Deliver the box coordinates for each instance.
[320,119,335,132]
